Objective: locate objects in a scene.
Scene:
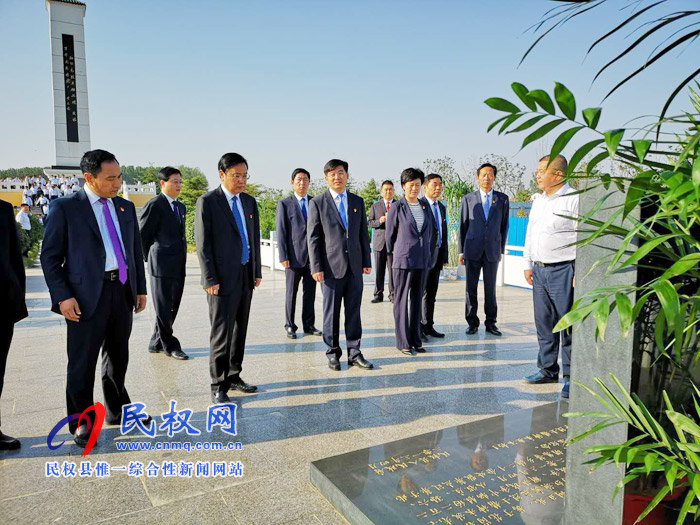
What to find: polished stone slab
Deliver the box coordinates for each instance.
[311,401,568,525]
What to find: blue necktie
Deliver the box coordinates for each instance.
[300,198,307,221]
[230,196,249,265]
[483,194,490,220]
[337,194,347,229]
[172,202,180,223]
[432,202,442,247]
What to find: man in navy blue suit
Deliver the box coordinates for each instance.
[139,167,189,360]
[458,163,509,336]
[195,153,262,403]
[0,199,27,450]
[276,168,321,339]
[41,149,148,447]
[307,159,373,371]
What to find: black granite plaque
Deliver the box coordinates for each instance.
[311,402,568,525]
[62,34,79,142]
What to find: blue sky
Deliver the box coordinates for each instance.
[0,0,696,188]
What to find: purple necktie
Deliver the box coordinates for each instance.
[98,198,127,284]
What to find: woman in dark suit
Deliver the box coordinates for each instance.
[386,168,435,355]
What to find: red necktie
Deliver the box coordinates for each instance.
[385,201,390,213]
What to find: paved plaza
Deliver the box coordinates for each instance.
[0,255,562,524]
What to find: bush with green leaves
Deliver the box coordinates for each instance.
[486,79,699,522]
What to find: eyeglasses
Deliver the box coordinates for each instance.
[224,172,249,181]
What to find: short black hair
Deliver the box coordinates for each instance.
[477,163,497,177]
[400,168,425,186]
[80,149,119,176]
[323,159,348,175]
[158,166,181,182]
[291,168,310,181]
[380,180,394,189]
[424,173,442,184]
[218,152,248,173]
[20,203,29,208]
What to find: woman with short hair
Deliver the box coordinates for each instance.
[386,168,435,355]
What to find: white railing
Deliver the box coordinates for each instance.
[259,232,530,289]
[0,181,26,191]
[122,181,157,197]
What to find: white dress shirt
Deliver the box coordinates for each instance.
[16,210,31,231]
[220,184,249,252]
[328,188,349,227]
[523,183,579,270]
[84,184,126,271]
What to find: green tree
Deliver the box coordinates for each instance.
[0,167,44,179]
[358,178,380,215]
[180,173,209,246]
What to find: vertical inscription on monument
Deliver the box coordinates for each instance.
[61,34,78,142]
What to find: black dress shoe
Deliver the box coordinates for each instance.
[523,371,559,384]
[212,390,230,403]
[371,297,383,303]
[399,348,417,356]
[73,424,91,448]
[229,379,258,393]
[148,346,164,353]
[485,325,502,336]
[427,328,445,338]
[286,327,297,339]
[348,356,374,369]
[414,346,426,353]
[466,326,478,335]
[420,331,429,342]
[170,349,190,360]
[0,431,20,450]
[303,327,322,336]
[328,357,341,371]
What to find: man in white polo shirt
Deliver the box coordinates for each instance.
[522,155,579,399]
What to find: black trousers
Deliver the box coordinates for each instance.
[207,263,253,393]
[0,321,13,427]
[284,265,316,332]
[373,248,394,300]
[66,280,133,432]
[421,260,442,330]
[465,255,499,328]
[148,273,185,354]
[533,262,574,378]
[393,268,427,349]
[321,270,363,361]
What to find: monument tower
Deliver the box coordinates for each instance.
[44,0,90,181]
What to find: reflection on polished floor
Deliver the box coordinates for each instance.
[0,255,564,524]
[312,402,568,525]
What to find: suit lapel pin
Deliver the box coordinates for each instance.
[249,214,253,219]
[353,208,357,213]
[119,206,124,212]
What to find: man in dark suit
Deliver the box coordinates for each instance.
[195,152,262,403]
[368,180,396,303]
[307,159,373,371]
[40,149,148,447]
[458,163,509,336]
[421,174,449,340]
[276,168,321,339]
[139,167,189,360]
[0,199,27,450]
